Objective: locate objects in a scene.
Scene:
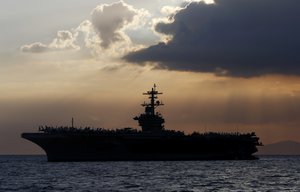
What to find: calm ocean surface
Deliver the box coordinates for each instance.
[0,155,299,191]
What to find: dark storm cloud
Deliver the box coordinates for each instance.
[124,0,300,77]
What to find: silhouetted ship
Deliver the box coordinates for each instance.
[22,85,261,162]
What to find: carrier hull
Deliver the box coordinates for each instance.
[22,132,258,162]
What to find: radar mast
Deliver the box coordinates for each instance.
[133,84,165,132]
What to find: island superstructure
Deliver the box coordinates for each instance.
[133,84,165,132]
[22,85,261,161]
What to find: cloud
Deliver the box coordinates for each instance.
[186,0,214,3]
[160,6,183,16]
[21,30,79,53]
[91,1,137,48]
[87,1,150,57]
[20,42,50,53]
[124,0,300,77]
[49,30,79,50]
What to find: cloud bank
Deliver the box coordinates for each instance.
[124,0,300,77]
[20,1,148,57]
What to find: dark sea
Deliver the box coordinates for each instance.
[0,156,299,191]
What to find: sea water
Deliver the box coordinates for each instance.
[0,155,299,191]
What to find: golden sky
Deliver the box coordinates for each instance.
[1,0,300,154]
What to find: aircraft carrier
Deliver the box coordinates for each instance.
[22,85,261,161]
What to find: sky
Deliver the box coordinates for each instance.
[1,0,300,154]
